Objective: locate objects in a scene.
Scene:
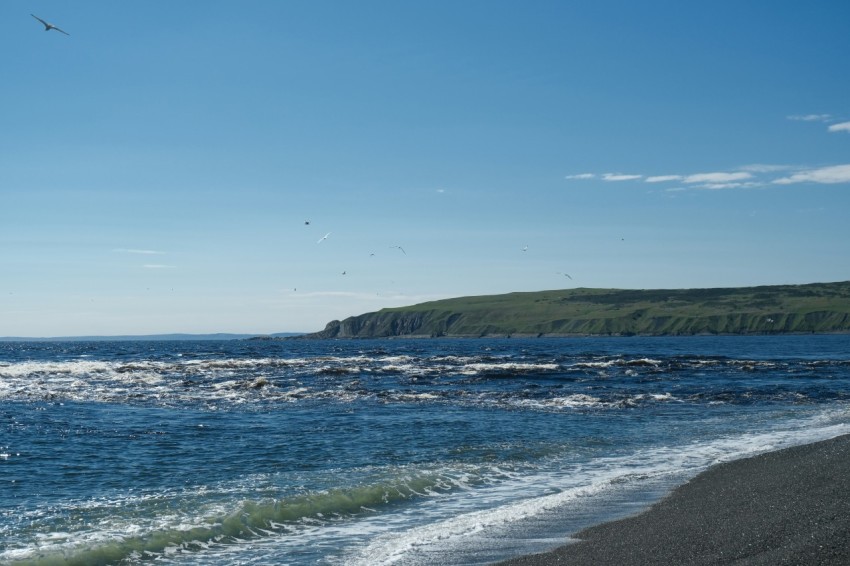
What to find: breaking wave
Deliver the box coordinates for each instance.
[2,350,848,410]
[3,464,511,566]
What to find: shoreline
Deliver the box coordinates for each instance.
[496,433,850,565]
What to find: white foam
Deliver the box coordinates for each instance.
[460,362,560,375]
[521,394,605,409]
[340,413,850,565]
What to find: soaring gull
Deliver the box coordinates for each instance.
[31,14,70,35]
[317,232,331,244]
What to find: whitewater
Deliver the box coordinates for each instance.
[1,335,848,565]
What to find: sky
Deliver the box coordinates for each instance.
[2,1,849,336]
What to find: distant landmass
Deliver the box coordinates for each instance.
[299,281,850,339]
[0,333,302,342]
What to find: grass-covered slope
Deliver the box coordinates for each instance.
[303,281,850,338]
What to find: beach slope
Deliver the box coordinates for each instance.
[498,434,850,565]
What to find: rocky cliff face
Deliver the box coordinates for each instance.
[309,311,440,338]
[305,310,850,339]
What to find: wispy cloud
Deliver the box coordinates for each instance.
[738,164,795,173]
[567,170,756,188]
[566,164,850,189]
[563,112,850,190]
[773,164,850,185]
[645,175,683,183]
[696,182,758,190]
[602,173,642,182]
[682,172,754,184]
[114,248,166,255]
[787,114,832,122]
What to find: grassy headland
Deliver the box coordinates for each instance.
[301,281,850,338]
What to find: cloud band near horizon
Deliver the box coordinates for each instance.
[566,164,850,188]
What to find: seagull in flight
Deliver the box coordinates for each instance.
[317,232,331,244]
[31,14,70,35]
[390,245,406,255]
[557,272,573,280]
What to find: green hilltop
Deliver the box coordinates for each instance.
[303,281,850,338]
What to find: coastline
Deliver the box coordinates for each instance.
[284,331,850,340]
[496,433,850,565]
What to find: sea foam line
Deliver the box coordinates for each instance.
[0,467,485,566]
[341,413,850,565]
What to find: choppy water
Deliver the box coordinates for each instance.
[2,335,849,565]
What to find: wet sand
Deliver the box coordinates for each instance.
[497,434,850,565]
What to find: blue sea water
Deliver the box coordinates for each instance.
[1,335,849,565]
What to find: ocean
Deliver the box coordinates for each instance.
[2,335,849,565]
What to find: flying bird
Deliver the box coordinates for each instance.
[390,245,406,255]
[31,14,70,35]
[557,272,573,280]
[522,245,528,252]
[317,232,331,244]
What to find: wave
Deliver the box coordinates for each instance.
[2,352,847,410]
[10,415,850,566]
[342,416,850,566]
[571,357,663,369]
[2,468,485,566]
[1,353,837,380]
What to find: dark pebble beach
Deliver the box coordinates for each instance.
[496,433,850,565]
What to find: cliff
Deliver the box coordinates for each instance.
[301,281,850,339]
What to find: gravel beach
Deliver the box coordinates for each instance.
[497,434,850,565]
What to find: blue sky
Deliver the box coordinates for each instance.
[2,1,849,336]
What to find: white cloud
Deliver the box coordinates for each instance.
[738,164,795,173]
[602,173,642,182]
[828,121,850,133]
[773,164,850,185]
[683,172,753,184]
[645,175,683,183]
[787,114,832,122]
[698,182,755,190]
[645,171,760,190]
[567,162,850,190]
